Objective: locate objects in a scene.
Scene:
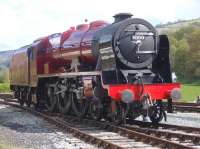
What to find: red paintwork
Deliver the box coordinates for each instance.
[108,83,181,101]
[61,27,75,45]
[36,20,108,75]
[76,24,89,31]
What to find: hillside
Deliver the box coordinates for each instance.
[156,18,200,33]
[0,50,15,70]
[161,18,200,82]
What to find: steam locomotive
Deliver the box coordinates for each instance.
[10,13,181,124]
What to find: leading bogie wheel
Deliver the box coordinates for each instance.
[149,101,164,124]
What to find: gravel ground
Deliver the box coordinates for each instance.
[136,111,200,128]
[163,112,200,128]
[0,104,96,149]
[1,102,199,149]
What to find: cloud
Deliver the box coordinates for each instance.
[0,0,199,50]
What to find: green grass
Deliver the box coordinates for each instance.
[0,83,10,92]
[0,143,23,149]
[181,84,200,102]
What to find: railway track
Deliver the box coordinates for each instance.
[62,116,200,148]
[0,93,14,99]
[172,102,200,113]
[163,101,200,113]
[0,97,199,148]
[126,120,200,147]
[173,102,200,107]
[128,120,200,134]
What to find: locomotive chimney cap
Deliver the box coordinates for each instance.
[113,13,133,23]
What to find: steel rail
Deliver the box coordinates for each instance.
[125,125,200,145]
[0,100,123,149]
[128,120,200,134]
[64,116,194,149]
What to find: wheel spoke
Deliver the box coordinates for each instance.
[58,90,71,114]
[89,98,102,120]
[19,89,25,106]
[108,101,124,124]
[45,86,57,112]
[25,89,32,107]
[71,92,88,118]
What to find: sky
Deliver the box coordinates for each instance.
[0,0,199,51]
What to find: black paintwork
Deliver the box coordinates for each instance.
[92,13,172,85]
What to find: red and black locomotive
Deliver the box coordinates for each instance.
[10,13,181,124]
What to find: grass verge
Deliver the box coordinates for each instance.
[0,83,10,92]
[181,84,200,102]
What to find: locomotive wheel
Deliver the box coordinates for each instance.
[149,101,164,124]
[26,89,32,107]
[19,89,26,106]
[89,98,102,121]
[45,86,57,112]
[71,92,88,118]
[14,89,20,99]
[57,90,71,114]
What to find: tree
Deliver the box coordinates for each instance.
[168,23,200,81]
[186,29,200,78]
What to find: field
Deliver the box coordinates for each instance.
[181,84,200,102]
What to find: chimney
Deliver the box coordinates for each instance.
[113,13,133,23]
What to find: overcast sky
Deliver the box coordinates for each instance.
[0,0,199,51]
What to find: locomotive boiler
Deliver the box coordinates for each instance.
[10,13,181,124]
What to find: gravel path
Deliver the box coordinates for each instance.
[0,104,96,149]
